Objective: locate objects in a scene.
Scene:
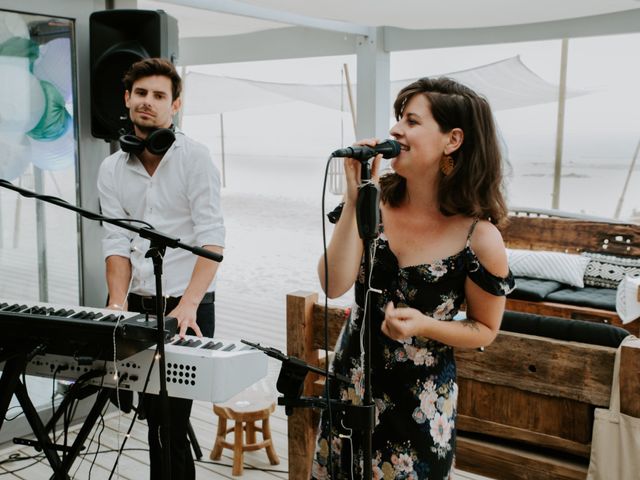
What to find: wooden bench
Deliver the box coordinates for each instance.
[286,291,640,480]
[502,210,640,336]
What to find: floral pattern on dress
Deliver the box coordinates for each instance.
[312,220,515,480]
[431,291,458,321]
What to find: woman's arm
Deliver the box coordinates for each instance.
[318,198,363,298]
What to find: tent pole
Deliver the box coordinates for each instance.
[343,63,357,134]
[614,137,640,219]
[552,38,569,210]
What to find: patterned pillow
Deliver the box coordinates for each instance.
[581,252,640,289]
[507,249,590,288]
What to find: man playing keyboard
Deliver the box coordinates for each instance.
[97,57,225,480]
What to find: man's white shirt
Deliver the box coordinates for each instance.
[97,131,225,296]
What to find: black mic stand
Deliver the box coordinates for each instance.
[246,153,379,479]
[239,340,377,460]
[0,179,222,480]
[354,157,380,480]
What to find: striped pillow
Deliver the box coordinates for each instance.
[507,249,590,288]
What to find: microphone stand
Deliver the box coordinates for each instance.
[354,158,379,480]
[249,151,379,479]
[0,179,222,480]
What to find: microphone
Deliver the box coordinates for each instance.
[331,139,401,160]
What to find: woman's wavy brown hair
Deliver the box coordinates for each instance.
[380,77,508,226]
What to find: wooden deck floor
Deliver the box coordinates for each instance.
[0,390,493,480]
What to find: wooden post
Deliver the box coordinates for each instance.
[286,291,319,480]
[620,337,640,418]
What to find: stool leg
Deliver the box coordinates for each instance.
[232,420,244,476]
[210,416,227,460]
[262,416,280,465]
[245,420,257,444]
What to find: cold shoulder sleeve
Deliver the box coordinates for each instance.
[464,248,516,296]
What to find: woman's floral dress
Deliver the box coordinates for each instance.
[312,218,515,480]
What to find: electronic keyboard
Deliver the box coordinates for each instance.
[0,299,177,360]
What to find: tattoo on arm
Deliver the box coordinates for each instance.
[460,319,480,332]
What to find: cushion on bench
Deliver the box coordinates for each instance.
[508,276,564,301]
[507,249,590,287]
[582,251,640,288]
[501,310,629,348]
[545,286,616,311]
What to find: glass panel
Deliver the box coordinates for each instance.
[0,10,78,305]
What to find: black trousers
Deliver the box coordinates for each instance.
[128,293,215,480]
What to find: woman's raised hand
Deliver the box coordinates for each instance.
[343,138,383,205]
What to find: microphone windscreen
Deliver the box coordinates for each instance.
[379,139,401,159]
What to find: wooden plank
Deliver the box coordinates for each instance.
[502,216,640,255]
[455,331,616,405]
[458,414,591,458]
[457,383,592,456]
[620,338,640,417]
[456,434,588,480]
[311,303,350,350]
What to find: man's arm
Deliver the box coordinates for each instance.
[171,141,226,337]
[98,155,134,309]
[106,255,132,309]
[170,245,223,337]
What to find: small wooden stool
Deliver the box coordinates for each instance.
[210,397,280,476]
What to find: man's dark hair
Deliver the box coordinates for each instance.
[122,58,182,100]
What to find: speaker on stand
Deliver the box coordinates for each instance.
[89,9,178,141]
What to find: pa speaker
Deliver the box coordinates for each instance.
[89,9,178,140]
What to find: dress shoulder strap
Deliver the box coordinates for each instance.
[465,217,480,247]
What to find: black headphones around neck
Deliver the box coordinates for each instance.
[119,126,176,156]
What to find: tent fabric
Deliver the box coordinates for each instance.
[182,56,587,116]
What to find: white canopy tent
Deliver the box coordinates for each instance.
[182,56,588,116]
[142,0,640,137]
[141,0,640,212]
[181,55,590,192]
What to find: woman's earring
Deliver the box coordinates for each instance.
[440,154,455,176]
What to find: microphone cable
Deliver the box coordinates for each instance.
[111,271,135,479]
[107,343,159,480]
[321,153,337,479]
